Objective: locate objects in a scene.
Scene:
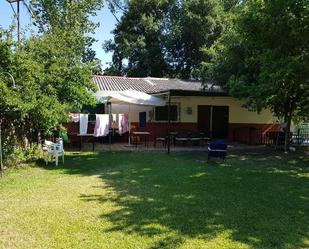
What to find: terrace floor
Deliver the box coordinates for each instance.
[69,142,268,152]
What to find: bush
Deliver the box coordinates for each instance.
[5,144,43,167]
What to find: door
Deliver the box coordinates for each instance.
[212,106,229,138]
[198,106,211,134]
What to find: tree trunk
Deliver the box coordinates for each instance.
[284,111,292,153]
[37,129,41,146]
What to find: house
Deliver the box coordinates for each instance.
[88,75,279,144]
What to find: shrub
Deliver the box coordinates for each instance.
[5,144,43,167]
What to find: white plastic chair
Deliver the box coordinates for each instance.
[43,139,64,166]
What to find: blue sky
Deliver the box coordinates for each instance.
[0,1,118,68]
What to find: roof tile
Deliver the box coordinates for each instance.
[93,76,224,94]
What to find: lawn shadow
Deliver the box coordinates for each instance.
[42,150,309,249]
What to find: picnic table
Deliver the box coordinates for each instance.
[77,134,95,151]
[132,131,151,147]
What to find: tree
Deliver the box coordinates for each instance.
[30,0,104,73]
[0,0,104,165]
[104,0,172,77]
[0,29,28,158]
[105,0,224,78]
[166,0,223,79]
[206,0,309,152]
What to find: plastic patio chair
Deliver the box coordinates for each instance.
[43,139,64,166]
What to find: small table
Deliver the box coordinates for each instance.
[132,132,151,147]
[77,134,95,151]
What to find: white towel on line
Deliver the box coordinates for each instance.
[79,114,89,135]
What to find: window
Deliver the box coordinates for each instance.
[154,104,179,121]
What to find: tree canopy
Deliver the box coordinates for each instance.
[104,0,234,78]
[0,0,104,164]
[205,0,309,151]
[30,0,104,72]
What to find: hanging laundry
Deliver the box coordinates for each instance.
[123,114,129,134]
[93,114,110,137]
[119,113,129,136]
[79,114,89,135]
[69,113,80,123]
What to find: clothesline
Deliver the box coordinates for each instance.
[69,113,108,122]
[69,113,125,122]
[69,113,129,137]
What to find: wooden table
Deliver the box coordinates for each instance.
[77,134,95,151]
[132,131,151,147]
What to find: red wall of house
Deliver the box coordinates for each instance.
[65,121,280,145]
[228,123,280,144]
[130,122,280,144]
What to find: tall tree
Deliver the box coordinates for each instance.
[30,0,104,73]
[104,0,172,77]
[166,0,223,79]
[206,0,309,152]
[105,0,224,78]
[0,0,104,164]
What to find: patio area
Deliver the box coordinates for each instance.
[67,141,262,152]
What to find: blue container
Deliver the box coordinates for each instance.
[208,140,227,160]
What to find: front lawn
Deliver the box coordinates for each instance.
[0,151,308,249]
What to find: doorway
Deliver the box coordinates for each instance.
[197,106,211,134]
[198,105,229,138]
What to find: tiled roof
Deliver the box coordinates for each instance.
[93,75,224,94]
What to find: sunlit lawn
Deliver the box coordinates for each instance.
[0,150,308,249]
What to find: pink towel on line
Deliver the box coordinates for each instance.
[118,113,129,136]
[93,114,110,137]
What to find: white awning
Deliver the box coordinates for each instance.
[94,90,166,106]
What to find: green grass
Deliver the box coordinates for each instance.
[0,150,308,249]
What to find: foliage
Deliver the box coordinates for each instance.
[0,0,104,165]
[0,30,95,163]
[104,0,172,77]
[0,151,308,248]
[104,0,229,78]
[166,0,224,79]
[204,0,309,151]
[30,0,103,34]
[30,0,104,72]
[5,144,43,167]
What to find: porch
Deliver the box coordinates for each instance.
[65,141,266,152]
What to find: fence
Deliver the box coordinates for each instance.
[233,126,309,146]
[232,127,279,145]
[294,129,309,146]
